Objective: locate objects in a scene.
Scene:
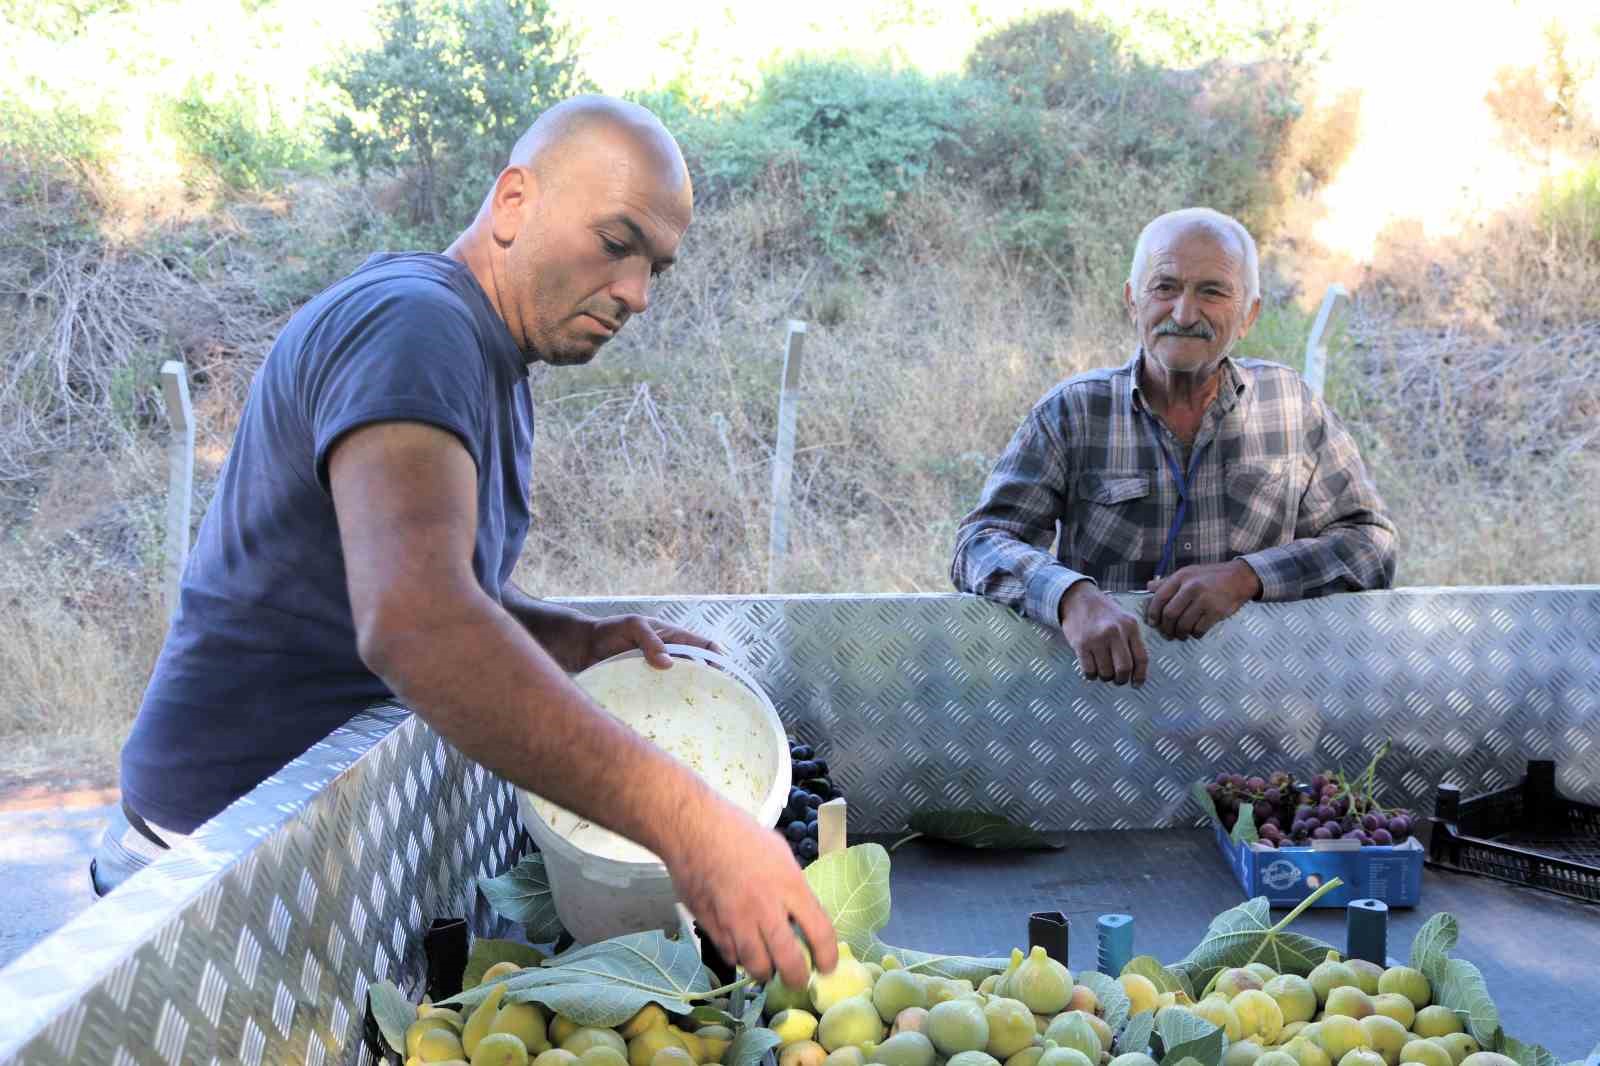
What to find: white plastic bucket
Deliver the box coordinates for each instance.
[516,644,791,943]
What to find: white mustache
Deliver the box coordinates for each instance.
[1154,318,1214,340]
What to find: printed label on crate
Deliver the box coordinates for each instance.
[1260,858,1304,892]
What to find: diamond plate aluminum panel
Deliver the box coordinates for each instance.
[554,590,1600,833]
[0,706,522,1066]
[3,589,1598,1064]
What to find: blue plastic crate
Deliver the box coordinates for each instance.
[1212,822,1424,907]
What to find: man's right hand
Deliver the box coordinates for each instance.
[658,793,839,988]
[1058,580,1149,686]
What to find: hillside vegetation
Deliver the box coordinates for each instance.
[2,0,1597,786]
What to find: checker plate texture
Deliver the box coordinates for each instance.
[555,590,1600,831]
[3,588,1598,1064]
[0,707,522,1066]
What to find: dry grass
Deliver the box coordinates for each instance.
[2,150,1598,791]
[1344,194,1600,587]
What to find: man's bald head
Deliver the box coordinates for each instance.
[448,95,694,367]
[508,95,690,194]
[1129,208,1259,304]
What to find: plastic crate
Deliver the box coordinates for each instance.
[1212,822,1424,908]
[1426,758,1600,904]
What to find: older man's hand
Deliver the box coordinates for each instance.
[1146,560,1261,640]
[1059,580,1149,686]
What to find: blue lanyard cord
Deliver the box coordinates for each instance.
[1141,411,1205,579]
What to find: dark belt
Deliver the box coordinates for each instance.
[122,797,171,850]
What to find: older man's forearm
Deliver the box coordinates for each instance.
[952,526,1093,627]
[1239,521,1397,601]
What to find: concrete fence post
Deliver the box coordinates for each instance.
[767,320,808,593]
[160,360,194,624]
[1303,283,1349,400]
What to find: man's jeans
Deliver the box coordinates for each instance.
[89,801,190,896]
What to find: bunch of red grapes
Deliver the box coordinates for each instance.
[1205,769,1415,849]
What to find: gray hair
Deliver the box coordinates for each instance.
[1128,207,1260,305]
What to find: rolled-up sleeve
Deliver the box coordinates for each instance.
[1239,390,1397,600]
[951,406,1092,628]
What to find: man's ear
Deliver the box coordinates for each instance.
[1123,280,1137,323]
[489,166,534,246]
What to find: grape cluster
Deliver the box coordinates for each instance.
[1206,769,1415,849]
[774,740,840,864]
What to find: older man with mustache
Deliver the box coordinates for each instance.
[951,207,1396,686]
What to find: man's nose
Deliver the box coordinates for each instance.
[611,261,652,316]
[1172,288,1201,326]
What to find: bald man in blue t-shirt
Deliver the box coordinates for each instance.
[98,95,835,989]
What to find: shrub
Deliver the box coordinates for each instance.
[323,0,589,237]
[166,79,322,192]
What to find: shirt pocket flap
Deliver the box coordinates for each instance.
[1078,473,1150,505]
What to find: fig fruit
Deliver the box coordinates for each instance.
[925,999,989,1056]
[1231,989,1284,1044]
[492,1004,550,1054]
[1191,996,1242,1041]
[1009,948,1072,1015]
[464,985,509,1058]
[778,1042,826,1066]
[1264,974,1318,1025]
[1323,986,1373,1020]
[1217,968,1265,999]
[867,1032,936,1066]
[1308,958,1358,1004]
[473,1032,533,1066]
[1429,1036,1481,1066]
[1397,1043,1451,1066]
[1040,1012,1100,1061]
[818,997,886,1053]
[772,1010,820,1046]
[1412,1006,1464,1039]
[1118,974,1160,1016]
[812,946,875,1015]
[628,1027,687,1066]
[982,997,1036,1060]
[1377,967,1431,1010]
[1345,960,1383,997]
[1358,1015,1409,1066]
[873,971,928,1023]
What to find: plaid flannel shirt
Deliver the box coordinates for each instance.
[951,351,1397,628]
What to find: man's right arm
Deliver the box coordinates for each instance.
[951,409,1091,629]
[328,420,836,986]
[951,407,1147,685]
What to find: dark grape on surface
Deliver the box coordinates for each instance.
[778,735,842,861]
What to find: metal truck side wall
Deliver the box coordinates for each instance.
[3,589,1596,1064]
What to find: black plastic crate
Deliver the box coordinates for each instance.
[1426,758,1600,904]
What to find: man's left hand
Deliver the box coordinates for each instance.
[580,613,722,671]
[1145,560,1261,640]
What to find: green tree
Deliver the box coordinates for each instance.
[324,0,589,233]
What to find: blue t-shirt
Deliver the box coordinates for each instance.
[121,253,533,833]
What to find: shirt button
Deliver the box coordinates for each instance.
[1184,542,1192,550]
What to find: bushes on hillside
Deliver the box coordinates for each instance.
[654,8,1321,294]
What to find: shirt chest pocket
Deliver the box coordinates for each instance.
[1224,458,1294,553]
[1071,472,1151,566]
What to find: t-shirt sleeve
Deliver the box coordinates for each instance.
[304,279,489,491]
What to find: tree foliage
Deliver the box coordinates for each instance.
[324,0,589,233]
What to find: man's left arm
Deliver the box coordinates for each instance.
[1147,390,1396,639]
[499,584,719,673]
[1237,396,1397,602]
